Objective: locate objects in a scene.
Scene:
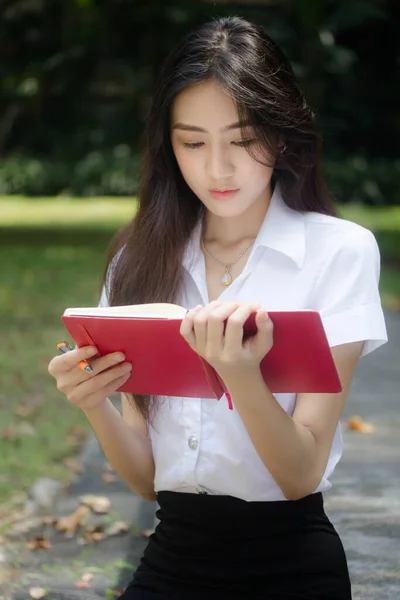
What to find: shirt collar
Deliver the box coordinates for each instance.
[183,182,306,272]
[255,183,306,269]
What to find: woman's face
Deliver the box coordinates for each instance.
[171,80,275,219]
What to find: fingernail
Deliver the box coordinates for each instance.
[190,305,203,313]
[86,346,97,356]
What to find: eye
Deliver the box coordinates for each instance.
[183,142,204,149]
[233,139,256,148]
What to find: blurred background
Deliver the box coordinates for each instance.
[1,0,399,522]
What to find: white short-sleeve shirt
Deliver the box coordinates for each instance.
[102,185,388,501]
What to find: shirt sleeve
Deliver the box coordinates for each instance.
[313,229,388,357]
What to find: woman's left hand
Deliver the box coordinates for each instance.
[180,301,274,379]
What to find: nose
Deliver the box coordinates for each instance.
[206,143,234,182]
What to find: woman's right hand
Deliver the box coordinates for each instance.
[48,346,133,411]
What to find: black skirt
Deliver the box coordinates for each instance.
[119,491,351,600]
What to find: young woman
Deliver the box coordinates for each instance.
[48,16,387,600]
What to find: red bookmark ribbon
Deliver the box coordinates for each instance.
[225,392,233,410]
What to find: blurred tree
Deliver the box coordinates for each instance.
[0,0,398,162]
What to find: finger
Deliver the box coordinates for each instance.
[75,351,131,384]
[224,303,261,350]
[83,360,133,391]
[49,345,98,375]
[193,302,225,350]
[205,302,241,355]
[73,360,133,401]
[180,305,203,347]
[84,371,133,406]
[248,309,274,353]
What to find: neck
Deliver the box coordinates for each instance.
[203,184,272,247]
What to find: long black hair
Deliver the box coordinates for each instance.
[103,16,337,422]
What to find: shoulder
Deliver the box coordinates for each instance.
[304,210,372,239]
[303,211,379,265]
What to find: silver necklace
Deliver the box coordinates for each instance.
[201,238,255,286]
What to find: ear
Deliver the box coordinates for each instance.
[278,135,286,154]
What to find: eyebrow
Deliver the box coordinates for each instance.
[172,120,252,133]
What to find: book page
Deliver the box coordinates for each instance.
[63,303,187,319]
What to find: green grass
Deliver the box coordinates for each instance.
[1,195,400,229]
[0,195,399,516]
[339,203,400,231]
[0,196,137,228]
[1,194,399,222]
[0,244,106,510]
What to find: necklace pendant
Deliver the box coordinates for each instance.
[221,270,232,286]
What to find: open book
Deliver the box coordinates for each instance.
[64,303,191,319]
[62,303,342,398]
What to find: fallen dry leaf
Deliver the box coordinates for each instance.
[82,524,106,544]
[29,587,47,599]
[26,535,51,550]
[67,425,88,443]
[63,456,85,474]
[15,404,39,418]
[101,471,118,483]
[141,528,155,538]
[75,572,94,588]
[347,415,376,434]
[42,516,58,526]
[0,422,36,440]
[102,471,118,484]
[55,505,90,535]
[105,520,130,537]
[80,494,112,514]
[0,427,18,441]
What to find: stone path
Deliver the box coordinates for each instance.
[325,310,400,600]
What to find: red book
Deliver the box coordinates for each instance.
[61,303,342,398]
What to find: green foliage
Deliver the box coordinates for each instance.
[0,156,69,196]
[0,0,398,170]
[0,147,139,197]
[324,157,400,206]
[0,153,399,206]
[71,146,140,197]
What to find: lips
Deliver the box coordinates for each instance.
[209,188,239,199]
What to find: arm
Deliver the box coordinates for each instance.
[82,394,156,501]
[181,301,365,501]
[222,341,363,500]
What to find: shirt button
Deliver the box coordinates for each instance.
[188,435,198,450]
